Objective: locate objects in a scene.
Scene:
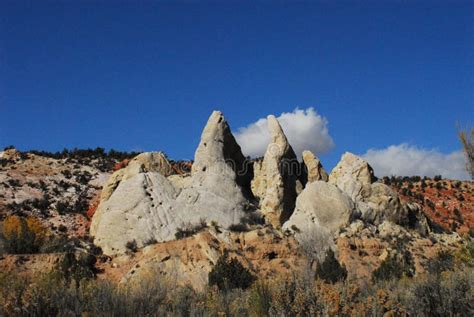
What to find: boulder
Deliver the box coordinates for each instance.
[357,183,406,225]
[329,153,407,226]
[253,115,299,227]
[283,181,357,245]
[329,152,375,201]
[91,172,178,255]
[302,150,328,183]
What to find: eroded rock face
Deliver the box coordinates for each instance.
[253,115,299,227]
[99,152,174,202]
[116,229,304,291]
[329,153,407,225]
[357,183,406,225]
[283,181,357,247]
[191,110,252,195]
[302,150,328,183]
[92,111,254,255]
[123,152,175,180]
[329,152,375,201]
[91,173,178,255]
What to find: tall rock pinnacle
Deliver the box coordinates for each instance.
[253,115,299,227]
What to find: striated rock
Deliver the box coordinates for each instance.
[329,152,375,201]
[166,174,192,193]
[302,150,328,183]
[283,181,357,247]
[90,173,178,254]
[253,115,299,227]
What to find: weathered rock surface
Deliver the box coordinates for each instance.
[109,228,305,291]
[91,173,178,254]
[99,152,174,202]
[329,153,408,225]
[302,150,328,183]
[283,181,357,247]
[329,152,375,201]
[123,152,174,180]
[191,110,252,194]
[357,183,406,225]
[91,111,255,254]
[253,115,299,227]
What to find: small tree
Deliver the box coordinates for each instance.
[372,251,414,282]
[3,215,46,254]
[458,127,474,179]
[208,252,255,291]
[315,249,347,283]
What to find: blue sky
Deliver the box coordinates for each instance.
[1,1,473,178]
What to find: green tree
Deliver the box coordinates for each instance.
[208,252,255,291]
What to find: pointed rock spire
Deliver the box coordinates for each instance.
[253,115,299,227]
[192,111,252,191]
[302,150,328,183]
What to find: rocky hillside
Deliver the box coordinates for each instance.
[0,111,472,292]
[384,176,473,235]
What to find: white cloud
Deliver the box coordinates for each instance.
[362,143,470,180]
[235,108,334,158]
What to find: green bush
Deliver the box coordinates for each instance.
[208,252,255,291]
[372,251,414,282]
[427,250,454,275]
[315,249,348,283]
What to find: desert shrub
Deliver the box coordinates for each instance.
[228,223,249,232]
[171,285,199,317]
[175,220,207,239]
[372,251,414,282]
[59,252,97,288]
[7,178,21,187]
[240,212,265,226]
[248,281,272,317]
[315,249,348,283]
[208,252,255,291]
[454,239,474,268]
[39,234,77,253]
[427,250,455,275]
[270,276,322,316]
[404,269,473,317]
[125,239,138,252]
[3,215,46,254]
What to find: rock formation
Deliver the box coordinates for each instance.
[99,152,174,202]
[329,152,407,225]
[283,181,357,250]
[251,115,299,227]
[91,111,255,254]
[302,150,328,183]
[329,152,375,201]
[91,173,178,255]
